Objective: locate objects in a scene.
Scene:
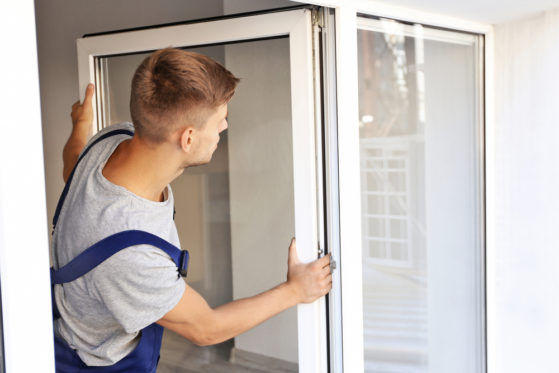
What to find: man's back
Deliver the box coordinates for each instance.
[52,122,185,366]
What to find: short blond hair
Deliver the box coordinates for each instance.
[130,48,239,143]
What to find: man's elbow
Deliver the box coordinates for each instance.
[187,315,225,347]
[191,334,216,347]
[188,326,221,347]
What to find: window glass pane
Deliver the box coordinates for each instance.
[358,18,484,372]
[367,218,385,237]
[390,218,407,239]
[368,240,387,258]
[367,195,384,213]
[98,37,298,372]
[389,196,406,216]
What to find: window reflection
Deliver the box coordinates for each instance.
[358,18,483,372]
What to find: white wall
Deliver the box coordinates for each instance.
[214,1,303,362]
[493,8,559,373]
[224,0,298,14]
[35,0,224,239]
[225,37,299,363]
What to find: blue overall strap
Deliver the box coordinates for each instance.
[52,129,134,230]
[51,230,189,285]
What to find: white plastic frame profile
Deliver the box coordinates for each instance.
[334,7,365,373]
[357,17,480,45]
[0,1,55,372]
[289,1,493,372]
[296,0,492,34]
[76,8,327,372]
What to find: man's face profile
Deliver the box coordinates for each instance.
[186,103,229,166]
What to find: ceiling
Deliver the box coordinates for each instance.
[362,0,559,24]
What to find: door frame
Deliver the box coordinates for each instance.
[0,2,55,372]
[77,8,327,372]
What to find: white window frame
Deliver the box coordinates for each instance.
[0,2,55,373]
[76,8,327,373]
[294,1,493,372]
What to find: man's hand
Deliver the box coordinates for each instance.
[157,238,333,346]
[71,83,94,131]
[286,238,332,303]
[63,84,95,182]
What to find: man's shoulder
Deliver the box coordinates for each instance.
[82,122,134,152]
[95,122,134,137]
[73,122,135,183]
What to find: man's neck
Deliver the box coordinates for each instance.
[102,136,182,202]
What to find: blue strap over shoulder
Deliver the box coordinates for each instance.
[52,129,134,231]
[51,230,188,285]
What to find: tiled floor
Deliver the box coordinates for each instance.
[157,329,297,373]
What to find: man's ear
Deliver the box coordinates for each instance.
[179,127,194,152]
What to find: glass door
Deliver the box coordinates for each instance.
[355,16,485,372]
[77,8,327,372]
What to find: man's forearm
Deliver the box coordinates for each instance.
[64,84,95,182]
[62,130,88,182]
[208,282,298,344]
[158,281,301,346]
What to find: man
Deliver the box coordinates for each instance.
[52,48,332,371]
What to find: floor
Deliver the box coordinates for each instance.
[363,267,428,373]
[157,329,297,373]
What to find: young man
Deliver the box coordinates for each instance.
[52,48,332,371]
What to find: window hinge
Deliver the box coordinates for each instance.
[311,8,325,28]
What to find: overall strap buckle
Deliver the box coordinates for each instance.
[178,250,189,278]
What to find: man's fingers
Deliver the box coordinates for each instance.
[315,253,331,268]
[321,278,333,295]
[83,83,95,106]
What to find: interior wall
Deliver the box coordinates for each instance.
[225,37,298,363]
[223,0,298,14]
[35,0,224,240]
[493,9,559,373]
[223,0,298,365]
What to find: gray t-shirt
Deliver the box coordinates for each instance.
[52,122,185,366]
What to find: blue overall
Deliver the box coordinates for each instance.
[50,129,189,372]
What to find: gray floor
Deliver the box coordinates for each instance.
[157,330,297,373]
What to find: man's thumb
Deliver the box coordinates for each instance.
[288,237,299,265]
[83,83,94,105]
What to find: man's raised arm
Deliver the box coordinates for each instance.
[63,84,95,182]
